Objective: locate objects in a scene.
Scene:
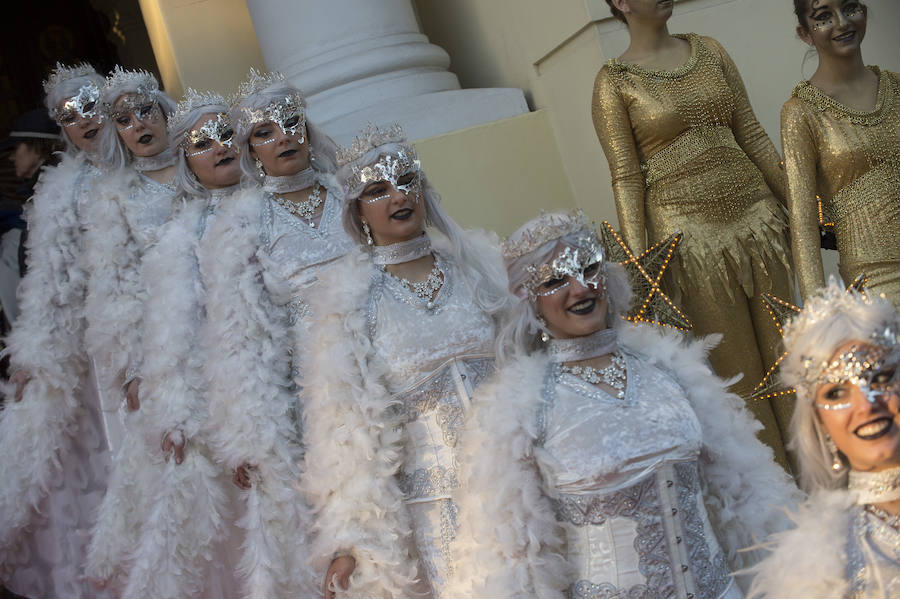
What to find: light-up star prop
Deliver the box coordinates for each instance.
[750,273,869,402]
[600,221,692,332]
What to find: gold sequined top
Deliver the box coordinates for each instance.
[592,33,789,300]
[782,66,900,301]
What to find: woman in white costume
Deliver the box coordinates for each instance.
[300,124,509,599]
[749,283,900,598]
[446,211,800,599]
[199,69,351,597]
[0,63,114,599]
[82,66,178,591]
[118,89,245,599]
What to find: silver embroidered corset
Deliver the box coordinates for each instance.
[369,254,496,503]
[846,507,900,598]
[258,178,356,325]
[538,352,735,599]
[125,174,175,250]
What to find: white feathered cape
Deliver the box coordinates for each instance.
[300,230,505,599]
[0,153,100,560]
[200,186,318,598]
[447,324,803,598]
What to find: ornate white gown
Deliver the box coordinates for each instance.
[0,154,113,599]
[300,231,504,599]
[198,174,354,597]
[448,324,802,599]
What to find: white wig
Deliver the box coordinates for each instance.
[230,79,338,184]
[496,212,633,363]
[781,278,900,492]
[42,64,106,157]
[97,68,177,171]
[168,101,231,200]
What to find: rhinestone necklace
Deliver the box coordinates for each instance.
[132,147,176,172]
[272,181,323,222]
[388,258,444,308]
[559,351,627,399]
[849,466,900,505]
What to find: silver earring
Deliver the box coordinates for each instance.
[537,316,550,343]
[541,330,550,343]
[361,220,373,246]
[254,157,265,176]
[825,434,844,472]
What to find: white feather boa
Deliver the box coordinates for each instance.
[299,248,422,599]
[0,154,94,557]
[200,187,317,598]
[115,198,232,599]
[448,324,803,597]
[745,490,853,599]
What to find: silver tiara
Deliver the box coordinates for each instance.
[501,210,594,260]
[43,62,97,95]
[168,88,228,137]
[232,68,288,105]
[336,123,407,167]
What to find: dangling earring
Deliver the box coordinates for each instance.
[825,434,844,472]
[254,157,265,176]
[537,315,550,343]
[361,220,374,246]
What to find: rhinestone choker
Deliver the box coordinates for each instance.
[372,233,432,266]
[132,147,176,173]
[849,466,900,505]
[263,167,317,194]
[548,327,618,364]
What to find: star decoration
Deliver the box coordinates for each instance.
[750,273,869,402]
[600,222,692,332]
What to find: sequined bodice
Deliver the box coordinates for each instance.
[124,174,175,249]
[846,507,900,598]
[259,178,355,321]
[539,353,735,599]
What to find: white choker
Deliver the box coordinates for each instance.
[132,147,176,173]
[372,233,432,266]
[849,466,900,505]
[263,167,317,194]
[548,328,618,363]
[208,183,240,199]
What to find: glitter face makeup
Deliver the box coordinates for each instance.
[808,0,865,32]
[55,82,102,126]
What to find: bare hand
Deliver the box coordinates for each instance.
[10,370,30,401]
[324,555,356,599]
[232,463,256,489]
[125,378,141,411]
[161,430,186,465]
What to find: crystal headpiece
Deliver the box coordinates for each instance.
[104,65,158,98]
[42,62,97,94]
[502,210,594,261]
[232,68,306,138]
[168,88,228,138]
[336,123,407,167]
[232,68,287,104]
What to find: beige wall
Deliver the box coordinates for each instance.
[416,0,900,227]
[138,0,266,99]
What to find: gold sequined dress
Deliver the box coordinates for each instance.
[592,33,794,461]
[782,66,900,306]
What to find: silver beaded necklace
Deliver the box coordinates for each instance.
[271,181,323,222]
[559,353,627,399]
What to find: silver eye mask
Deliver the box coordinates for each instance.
[242,94,306,144]
[810,328,900,410]
[352,150,422,203]
[525,233,607,300]
[183,113,236,157]
[55,83,102,126]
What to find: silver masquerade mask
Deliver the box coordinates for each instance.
[809,327,900,410]
[183,113,236,157]
[350,148,422,202]
[55,82,102,126]
[111,91,161,131]
[525,231,607,300]
[242,93,306,145]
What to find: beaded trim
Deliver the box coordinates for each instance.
[372,233,431,266]
[793,66,892,126]
[849,466,900,505]
[608,33,700,80]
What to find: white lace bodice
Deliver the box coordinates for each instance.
[538,352,739,599]
[258,176,355,322]
[123,174,175,249]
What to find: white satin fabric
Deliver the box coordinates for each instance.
[540,352,742,599]
[371,253,496,597]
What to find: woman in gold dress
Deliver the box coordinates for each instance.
[593,0,794,462]
[783,0,899,306]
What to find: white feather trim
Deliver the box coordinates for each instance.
[0,154,95,555]
[200,187,317,597]
[299,249,422,598]
[745,490,852,598]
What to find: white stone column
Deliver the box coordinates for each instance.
[245,0,528,142]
